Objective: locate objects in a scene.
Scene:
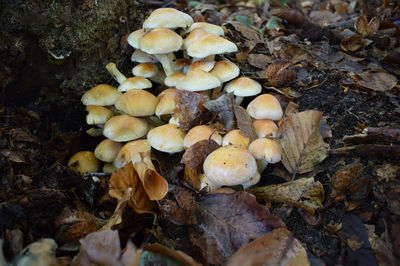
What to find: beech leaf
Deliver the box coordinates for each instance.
[278,110,330,176]
[203,93,236,131]
[351,71,397,92]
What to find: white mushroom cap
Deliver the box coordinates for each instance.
[103,115,148,142]
[155,88,177,117]
[127,29,146,49]
[114,89,158,117]
[165,72,186,87]
[114,139,151,168]
[147,124,186,153]
[210,60,240,83]
[139,28,183,54]
[131,50,158,63]
[221,129,250,148]
[189,22,224,36]
[143,8,193,30]
[248,138,281,164]
[132,63,159,78]
[187,61,216,73]
[118,77,152,92]
[177,69,221,91]
[183,125,222,149]
[81,84,122,106]
[183,29,210,50]
[224,77,262,97]
[246,94,283,121]
[68,151,100,175]
[203,145,259,188]
[86,105,113,125]
[252,119,278,138]
[94,139,123,162]
[187,34,238,58]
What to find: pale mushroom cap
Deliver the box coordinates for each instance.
[210,60,240,83]
[103,162,117,173]
[143,8,193,30]
[189,22,224,36]
[224,77,262,97]
[118,76,152,92]
[131,49,158,63]
[81,84,122,106]
[203,146,259,187]
[127,29,146,49]
[188,61,216,72]
[187,34,238,58]
[177,69,221,91]
[103,115,148,142]
[114,89,158,117]
[165,72,186,87]
[68,151,100,175]
[252,119,278,138]
[132,63,159,78]
[246,94,283,120]
[183,125,222,149]
[169,116,180,126]
[86,105,113,125]
[155,88,177,117]
[114,139,151,168]
[94,139,123,162]
[147,124,186,153]
[249,138,281,164]
[139,28,183,55]
[222,129,250,148]
[183,29,210,50]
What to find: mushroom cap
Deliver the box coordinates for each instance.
[246,94,283,121]
[187,34,238,58]
[224,77,262,97]
[139,28,183,55]
[81,84,122,106]
[118,77,152,92]
[132,63,159,78]
[103,115,148,142]
[165,72,186,87]
[127,29,146,49]
[86,105,113,125]
[248,138,281,164]
[94,139,123,162]
[155,88,177,117]
[222,129,250,148]
[131,50,158,63]
[68,151,100,175]
[252,119,278,138]
[183,125,222,149]
[203,145,259,187]
[147,124,186,153]
[103,162,117,173]
[183,29,210,50]
[114,89,158,117]
[114,139,151,168]
[188,61,216,72]
[143,8,193,30]
[189,22,224,36]
[177,69,221,91]
[210,60,240,83]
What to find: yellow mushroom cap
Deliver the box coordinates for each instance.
[139,28,183,55]
[127,29,146,49]
[103,162,117,173]
[183,29,210,50]
[177,69,221,91]
[183,125,222,149]
[187,34,238,58]
[165,72,186,87]
[118,77,152,92]
[114,139,151,169]
[210,60,240,83]
[203,146,259,187]
[248,138,281,164]
[155,88,177,117]
[131,50,158,63]
[189,22,224,36]
[147,124,186,153]
[81,84,122,106]
[94,139,123,162]
[224,77,262,97]
[252,119,279,138]
[86,105,113,125]
[114,89,158,117]
[188,61,216,72]
[132,63,159,78]
[68,151,100,175]
[246,94,283,121]
[103,115,148,142]
[221,129,250,148]
[143,8,193,30]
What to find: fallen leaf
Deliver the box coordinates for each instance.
[203,93,236,131]
[233,105,256,141]
[227,228,310,266]
[330,163,364,202]
[263,62,297,87]
[351,71,397,92]
[355,15,368,38]
[341,34,362,52]
[56,210,103,241]
[365,224,399,266]
[144,243,201,266]
[367,17,380,37]
[151,149,184,184]
[247,54,273,69]
[247,177,324,214]
[273,8,305,27]
[228,21,264,43]
[309,10,342,26]
[278,110,330,176]
[181,139,220,170]
[102,187,134,230]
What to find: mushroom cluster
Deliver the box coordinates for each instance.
[68,8,285,193]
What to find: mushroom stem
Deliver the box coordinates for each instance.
[235,96,244,105]
[106,62,127,84]
[149,70,166,85]
[155,54,177,76]
[256,158,268,174]
[200,174,220,192]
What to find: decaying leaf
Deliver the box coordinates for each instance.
[144,244,201,266]
[233,104,256,141]
[247,53,273,69]
[151,149,184,183]
[102,187,134,230]
[227,228,310,266]
[109,162,155,213]
[56,210,103,241]
[228,21,264,43]
[263,62,297,88]
[9,238,60,266]
[340,34,362,52]
[350,71,397,92]
[365,224,399,266]
[203,93,236,131]
[247,177,324,214]
[273,8,305,27]
[278,110,330,176]
[355,15,368,38]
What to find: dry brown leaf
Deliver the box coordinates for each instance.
[309,10,342,26]
[145,244,202,266]
[109,162,155,213]
[263,62,297,88]
[56,210,103,241]
[341,34,362,52]
[274,9,305,27]
[278,110,330,176]
[367,17,380,37]
[228,21,264,43]
[351,71,397,92]
[247,177,324,214]
[247,54,273,69]
[227,228,310,266]
[365,224,399,266]
[355,15,368,38]
[233,104,256,141]
[203,93,236,131]
[102,187,134,230]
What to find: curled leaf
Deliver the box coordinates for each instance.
[263,62,297,88]
[340,34,362,52]
[355,15,368,38]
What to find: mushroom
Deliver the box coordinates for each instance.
[127,29,146,49]
[86,105,113,125]
[106,62,127,84]
[113,139,151,168]
[177,69,221,92]
[132,63,165,85]
[165,72,185,88]
[142,8,193,30]
[117,76,152,92]
[103,162,117,173]
[131,49,158,64]
[94,139,123,162]
[248,138,282,173]
[246,94,283,121]
[183,125,222,149]
[103,115,148,142]
[81,84,122,106]
[147,124,186,154]
[221,129,250,148]
[184,60,216,74]
[188,22,224,36]
[114,89,158,117]
[210,60,240,98]
[224,77,262,105]
[155,88,177,118]
[68,151,100,175]
[252,119,279,138]
[202,145,260,191]
[186,33,238,61]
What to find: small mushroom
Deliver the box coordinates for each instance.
[147,124,186,154]
[248,138,282,173]
[224,77,262,105]
[94,139,123,162]
[252,119,279,138]
[142,8,193,30]
[86,105,113,125]
[114,139,151,169]
[114,89,158,117]
[81,84,121,106]
[103,115,148,142]
[247,94,283,121]
[68,151,100,175]
[183,125,222,149]
[222,129,250,148]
